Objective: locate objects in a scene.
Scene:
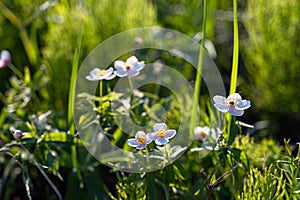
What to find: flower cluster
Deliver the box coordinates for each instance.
[86,56,145,81]
[86,67,115,81]
[127,123,177,150]
[213,93,251,116]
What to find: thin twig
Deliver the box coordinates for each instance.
[19,143,63,200]
[207,165,240,200]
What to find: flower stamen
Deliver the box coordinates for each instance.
[228,100,235,106]
[157,129,166,137]
[198,131,207,138]
[124,63,133,71]
[96,70,107,77]
[137,136,146,144]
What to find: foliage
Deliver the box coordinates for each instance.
[0,0,299,199]
[241,0,300,140]
[42,0,158,111]
[238,141,300,200]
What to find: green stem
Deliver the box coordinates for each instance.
[99,80,103,113]
[227,0,239,140]
[190,0,207,136]
[8,63,23,79]
[128,76,134,92]
[229,0,239,95]
[20,143,62,200]
[68,22,83,182]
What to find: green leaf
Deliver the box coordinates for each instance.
[22,167,32,200]
[37,132,83,146]
[173,163,186,181]
[231,148,249,171]
[228,117,239,146]
[83,170,110,200]
[65,172,86,200]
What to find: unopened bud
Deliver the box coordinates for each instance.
[14,130,23,140]
[0,50,11,68]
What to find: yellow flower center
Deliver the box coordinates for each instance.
[157,129,166,138]
[198,131,207,139]
[96,70,107,77]
[137,136,146,144]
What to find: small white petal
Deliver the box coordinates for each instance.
[135,131,146,138]
[194,126,209,141]
[149,132,157,140]
[214,103,229,112]
[86,74,100,81]
[213,95,226,104]
[127,139,138,147]
[105,74,116,80]
[126,56,138,65]
[114,60,125,71]
[106,67,114,75]
[153,123,167,132]
[155,137,168,145]
[1,50,11,62]
[165,130,176,140]
[132,61,145,71]
[145,137,153,145]
[114,70,128,77]
[227,93,242,102]
[236,100,251,110]
[228,107,244,116]
[90,68,101,75]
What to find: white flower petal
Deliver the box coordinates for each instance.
[155,137,168,145]
[114,70,128,77]
[132,61,145,71]
[194,126,209,141]
[86,74,100,81]
[214,103,229,112]
[135,131,146,138]
[165,130,176,140]
[106,67,114,75]
[213,95,226,104]
[126,56,138,65]
[90,68,100,74]
[153,123,167,132]
[105,74,116,80]
[228,107,244,116]
[227,93,242,102]
[127,139,138,147]
[1,50,11,62]
[145,137,153,145]
[148,132,157,140]
[114,60,125,71]
[236,100,251,110]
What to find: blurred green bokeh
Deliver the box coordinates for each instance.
[43,0,157,110]
[0,0,157,111]
[241,0,300,140]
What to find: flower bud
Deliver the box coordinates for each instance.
[0,50,11,68]
[14,130,23,140]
